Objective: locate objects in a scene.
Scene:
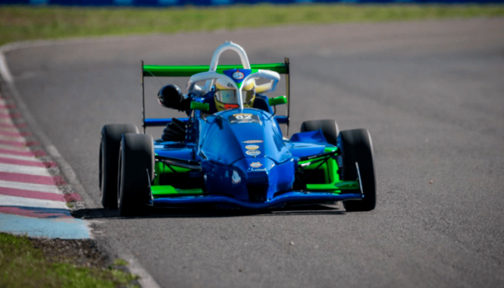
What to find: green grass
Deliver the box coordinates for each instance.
[0,233,138,288]
[1,4,504,46]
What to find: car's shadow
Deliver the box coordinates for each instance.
[72,204,346,220]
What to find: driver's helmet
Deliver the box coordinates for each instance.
[214,69,255,111]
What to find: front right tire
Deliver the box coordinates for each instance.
[338,129,376,212]
[300,119,339,145]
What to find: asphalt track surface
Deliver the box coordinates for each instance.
[4,18,504,287]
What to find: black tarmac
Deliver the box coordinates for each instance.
[5,18,504,287]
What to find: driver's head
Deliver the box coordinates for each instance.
[214,75,255,112]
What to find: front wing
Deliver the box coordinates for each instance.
[151,191,363,209]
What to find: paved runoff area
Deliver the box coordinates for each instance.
[0,77,90,239]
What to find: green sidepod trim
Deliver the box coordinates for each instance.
[154,161,191,185]
[151,185,203,198]
[298,147,360,193]
[143,63,288,77]
[306,181,359,191]
[152,161,203,196]
[155,161,190,174]
[298,147,339,184]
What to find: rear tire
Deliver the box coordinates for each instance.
[99,124,139,209]
[300,120,339,145]
[338,129,376,211]
[117,133,154,216]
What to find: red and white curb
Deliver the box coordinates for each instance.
[0,42,161,288]
[0,65,90,239]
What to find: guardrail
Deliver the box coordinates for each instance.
[1,0,503,6]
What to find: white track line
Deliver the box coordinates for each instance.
[0,179,61,194]
[0,194,67,209]
[0,163,53,176]
[0,53,13,83]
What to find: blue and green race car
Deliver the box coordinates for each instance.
[99,41,376,216]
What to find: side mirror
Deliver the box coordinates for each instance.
[268,96,287,106]
[158,84,184,109]
[190,101,209,112]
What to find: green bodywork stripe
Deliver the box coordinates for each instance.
[143,63,287,77]
[154,161,191,185]
[298,147,359,193]
[152,162,202,196]
[155,161,190,174]
[151,185,204,198]
[298,147,339,184]
[306,181,359,191]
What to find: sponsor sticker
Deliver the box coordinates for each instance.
[232,170,241,184]
[224,104,239,110]
[245,145,259,150]
[246,150,261,156]
[232,70,245,80]
[250,162,262,168]
[247,168,267,172]
[229,113,261,125]
[243,140,263,144]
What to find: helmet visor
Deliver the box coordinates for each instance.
[216,90,238,104]
[215,88,255,105]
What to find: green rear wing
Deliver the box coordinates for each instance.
[143,63,288,77]
[141,58,291,133]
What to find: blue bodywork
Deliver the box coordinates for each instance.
[150,101,363,209]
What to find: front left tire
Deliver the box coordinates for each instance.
[99,124,139,209]
[117,133,154,216]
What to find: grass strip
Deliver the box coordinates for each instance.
[0,4,503,46]
[0,232,138,288]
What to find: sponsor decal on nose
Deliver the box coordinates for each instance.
[250,162,262,168]
[245,145,259,150]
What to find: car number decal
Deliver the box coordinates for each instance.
[229,113,261,124]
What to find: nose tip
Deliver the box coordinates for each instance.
[246,170,269,202]
[241,158,273,203]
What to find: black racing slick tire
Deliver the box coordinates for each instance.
[117,133,154,217]
[99,124,139,209]
[300,120,339,145]
[338,129,376,212]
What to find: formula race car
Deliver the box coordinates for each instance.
[99,42,376,216]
